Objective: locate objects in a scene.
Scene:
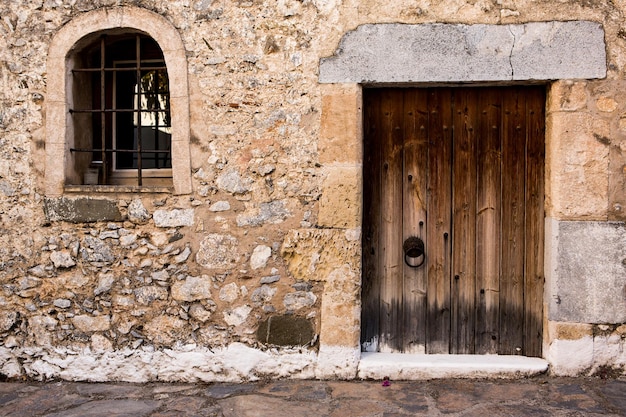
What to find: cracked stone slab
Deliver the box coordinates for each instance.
[319,21,606,83]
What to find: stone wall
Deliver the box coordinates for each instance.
[0,0,624,380]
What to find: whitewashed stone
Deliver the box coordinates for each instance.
[72,315,111,332]
[219,283,240,303]
[0,343,317,382]
[283,291,317,310]
[250,245,271,269]
[196,234,240,269]
[50,250,76,268]
[171,275,212,302]
[223,305,252,326]
[153,209,194,228]
[128,198,151,224]
[209,201,231,212]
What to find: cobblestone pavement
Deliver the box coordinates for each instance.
[0,376,625,416]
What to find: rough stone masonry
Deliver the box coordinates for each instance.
[0,0,625,381]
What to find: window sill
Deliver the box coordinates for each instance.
[64,185,173,194]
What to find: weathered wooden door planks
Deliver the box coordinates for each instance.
[361,86,545,356]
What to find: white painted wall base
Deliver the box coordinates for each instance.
[5,341,625,381]
[315,345,360,379]
[547,335,626,376]
[0,343,318,382]
[358,352,549,380]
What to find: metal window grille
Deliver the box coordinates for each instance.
[69,34,171,186]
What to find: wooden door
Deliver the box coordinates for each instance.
[361,86,545,356]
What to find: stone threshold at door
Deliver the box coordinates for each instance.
[358,352,549,379]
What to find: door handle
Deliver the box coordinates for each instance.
[403,236,425,267]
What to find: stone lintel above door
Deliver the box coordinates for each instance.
[319,21,606,84]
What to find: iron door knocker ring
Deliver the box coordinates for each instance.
[403,236,425,268]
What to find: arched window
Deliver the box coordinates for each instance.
[46,7,191,195]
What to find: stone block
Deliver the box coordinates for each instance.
[546,335,594,376]
[44,197,122,223]
[256,315,315,346]
[548,321,593,341]
[318,165,362,228]
[319,265,361,347]
[281,228,361,281]
[319,22,605,83]
[547,219,626,323]
[546,112,609,219]
[547,81,588,113]
[319,84,362,164]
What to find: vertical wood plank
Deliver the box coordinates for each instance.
[500,87,527,355]
[451,89,478,354]
[524,86,545,357]
[475,88,502,354]
[402,89,429,353]
[378,89,404,352]
[426,88,453,354]
[360,89,382,352]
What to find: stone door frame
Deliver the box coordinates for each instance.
[315,21,607,378]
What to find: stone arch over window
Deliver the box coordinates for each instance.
[45,7,191,196]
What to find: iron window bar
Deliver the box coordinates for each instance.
[71,148,171,153]
[70,109,170,113]
[69,147,172,186]
[72,67,167,72]
[70,33,170,187]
